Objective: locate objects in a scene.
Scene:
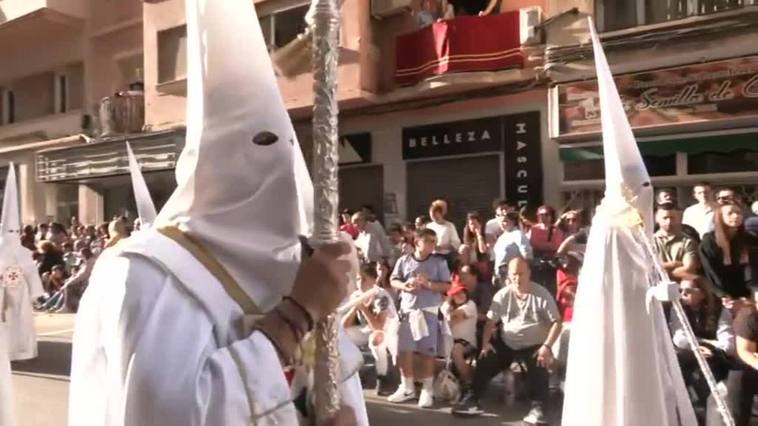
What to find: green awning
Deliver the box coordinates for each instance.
[560,132,758,163]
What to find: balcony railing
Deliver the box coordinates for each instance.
[599,0,758,32]
[394,11,525,87]
[98,91,145,136]
[0,0,87,25]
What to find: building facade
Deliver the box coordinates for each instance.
[544,0,758,211]
[1,0,755,230]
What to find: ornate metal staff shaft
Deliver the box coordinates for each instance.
[311,0,341,422]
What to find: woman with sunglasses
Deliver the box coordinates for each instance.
[670,277,734,413]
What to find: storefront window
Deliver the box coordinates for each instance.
[687,150,758,174]
[564,154,676,181]
[56,184,79,224]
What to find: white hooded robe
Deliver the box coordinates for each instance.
[68,0,367,424]
[560,20,695,426]
[0,165,44,362]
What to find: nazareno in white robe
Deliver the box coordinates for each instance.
[69,229,367,426]
[0,321,14,426]
[0,239,44,362]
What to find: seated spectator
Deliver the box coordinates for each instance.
[460,211,491,283]
[340,209,359,239]
[452,257,561,423]
[529,205,564,297]
[48,222,69,249]
[341,262,398,396]
[388,228,451,408]
[35,223,49,244]
[387,223,406,266]
[442,283,478,388]
[353,211,390,263]
[670,277,734,409]
[493,211,532,286]
[555,210,589,257]
[485,200,514,256]
[700,204,752,301]
[710,285,757,426]
[456,264,494,327]
[20,225,36,252]
[654,203,699,282]
[37,265,68,310]
[62,241,78,274]
[400,223,416,257]
[37,240,64,277]
[50,247,96,313]
[556,251,582,323]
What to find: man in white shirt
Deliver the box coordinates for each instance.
[353,211,390,263]
[493,212,532,284]
[452,257,561,423]
[485,200,515,261]
[682,183,715,237]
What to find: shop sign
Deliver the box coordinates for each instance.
[338,133,371,165]
[503,112,542,209]
[556,56,758,137]
[402,112,543,208]
[402,117,503,160]
[36,130,184,182]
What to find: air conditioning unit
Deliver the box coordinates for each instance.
[372,0,413,19]
[520,6,543,46]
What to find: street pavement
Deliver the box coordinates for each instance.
[12,314,542,425]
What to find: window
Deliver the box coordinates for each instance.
[158,25,187,84]
[9,72,55,122]
[259,4,309,51]
[564,154,676,181]
[57,74,67,113]
[597,0,757,32]
[688,150,758,174]
[117,54,144,90]
[65,62,84,110]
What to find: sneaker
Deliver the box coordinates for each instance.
[451,391,483,417]
[387,387,416,403]
[418,388,434,408]
[522,403,548,425]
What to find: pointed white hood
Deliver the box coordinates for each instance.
[561,19,695,426]
[154,0,314,312]
[1,164,19,237]
[126,142,158,228]
[588,20,653,230]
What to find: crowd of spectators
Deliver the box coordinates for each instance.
[16,216,136,314]
[340,183,758,425]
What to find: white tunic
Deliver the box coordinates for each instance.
[0,243,44,361]
[0,322,14,426]
[69,230,367,426]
